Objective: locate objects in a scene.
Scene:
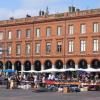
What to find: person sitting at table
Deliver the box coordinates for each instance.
[48,74,52,80]
[51,74,55,80]
[34,74,38,88]
[6,77,10,89]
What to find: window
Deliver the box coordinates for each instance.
[57,26,62,36]
[46,27,51,37]
[16,30,21,39]
[7,44,12,56]
[0,32,3,40]
[16,44,21,55]
[8,31,12,39]
[68,41,74,52]
[36,28,40,37]
[57,42,62,53]
[80,40,86,52]
[26,43,31,55]
[93,39,98,52]
[93,23,98,33]
[81,24,86,34]
[69,25,74,35]
[46,42,51,53]
[26,29,31,38]
[35,43,40,54]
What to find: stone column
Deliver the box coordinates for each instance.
[75,64,78,69]
[21,65,24,71]
[41,65,44,70]
[88,64,90,68]
[63,64,66,69]
[20,65,24,75]
[52,64,55,68]
[31,65,34,70]
[3,64,5,70]
[12,64,14,70]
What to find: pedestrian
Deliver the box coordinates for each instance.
[10,79,14,90]
[6,77,10,89]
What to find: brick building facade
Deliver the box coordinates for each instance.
[0,7,100,72]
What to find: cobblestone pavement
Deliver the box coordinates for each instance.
[0,88,100,100]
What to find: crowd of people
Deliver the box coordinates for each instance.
[0,71,100,90]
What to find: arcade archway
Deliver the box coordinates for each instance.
[91,59,100,69]
[55,60,63,69]
[66,60,75,68]
[34,60,41,71]
[14,61,21,71]
[5,61,12,69]
[24,60,31,71]
[78,59,87,69]
[44,60,52,69]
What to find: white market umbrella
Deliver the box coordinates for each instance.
[18,70,41,73]
[25,70,41,73]
[84,68,97,72]
[66,68,76,71]
[59,68,67,72]
[18,70,28,73]
[40,68,61,73]
[97,69,100,72]
[77,68,86,71]
[40,68,78,73]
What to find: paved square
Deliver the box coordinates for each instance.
[0,88,100,100]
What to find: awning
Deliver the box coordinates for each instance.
[2,69,16,73]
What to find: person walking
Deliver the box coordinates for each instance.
[10,79,14,90]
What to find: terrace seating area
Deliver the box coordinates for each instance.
[0,68,100,93]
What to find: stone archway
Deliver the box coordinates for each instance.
[91,59,100,69]
[44,60,52,69]
[66,59,75,68]
[14,61,21,71]
[5,61,12,69]
[78,59,87,69]
[34,60,41,71]
[55,60,63,69]
[24,60,31,71]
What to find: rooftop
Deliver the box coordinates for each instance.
[0,7,100,26]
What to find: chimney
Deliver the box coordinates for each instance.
[39,10,42,16]
[39,10,45,16]
[69,6,76,12]
[10,17,14,20]
[26,14,31,18]
[42,11,45,15]
[76,8,80,12]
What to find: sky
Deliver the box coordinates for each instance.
[0,0,100,20]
